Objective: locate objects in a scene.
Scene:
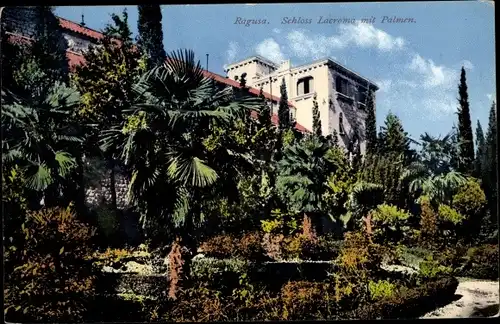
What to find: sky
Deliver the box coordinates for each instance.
[55,1,496,140]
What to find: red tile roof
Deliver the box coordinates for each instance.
[6,17,309,133]
[58,17,104,41]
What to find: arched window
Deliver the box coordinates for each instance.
[297,76,314,96]
[339,112,345,135]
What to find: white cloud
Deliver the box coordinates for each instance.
[255,38,285,63]
[284,23,405,60]
[337,23,405,51]
[273,28,281,34]
[408,54,457,89]
[226,41,239,64]
[461,60,474,70]
[376,79,393,93]
[486,93,496,101]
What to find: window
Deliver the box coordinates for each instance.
[335,75,350,97]
[297,76,314,96]
[357,87,367,105]
[339,112,345,135]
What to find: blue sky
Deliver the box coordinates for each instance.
[56,2,496,140]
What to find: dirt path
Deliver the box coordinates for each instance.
[421,278,499,318]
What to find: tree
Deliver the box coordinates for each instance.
[101,49,262,296]
[137,5,166,69]
[474,120,486,178]
[483,101,497,219]
[312,92,322,137]
[276,136,337,238]
[365,90,377,154]
[378,112,411,158]
[456,67,475,174]
[31,6,69,85]
[278,78,291,132]
[401,132,466,205]
[72,10,141,215]
[1,83,81,207]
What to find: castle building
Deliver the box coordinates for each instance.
[225,56,378,154]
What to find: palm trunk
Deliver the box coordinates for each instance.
[364,211,373,243]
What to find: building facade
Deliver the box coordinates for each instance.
[225,56,378,155]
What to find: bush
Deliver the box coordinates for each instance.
[419,196,438,247]
[371,204,411,244]
[457,244,499,280]
[300,237,343,261]
[199,232,268,260]
[355,277,459,319]
[418,256,453,279]
[369,280,397,301]
[199,234,237,258]
[437,204,464,225]
[190,257,250,293]
[4,205,96,322]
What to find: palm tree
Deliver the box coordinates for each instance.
[2,83,82,207]
[100,49,262,294]
[276,136,337,237]
[401,131,466,204]
[343,181,384,239]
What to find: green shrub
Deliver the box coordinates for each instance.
[300,237,343,261]
[437,204,465,225]
[355,277,459,319]
[457,244,499,280]
[452,177,487,219]
[418,256,452,279]
[4,205,96,322]
[190,257,250,292]
[199,232,267,260]
[371,204,411,244]
[369,280,397,301]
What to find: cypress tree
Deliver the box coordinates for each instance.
[380,112,408,156]
[278,78,290,131]
[483,101,497,218]
[312,92,322,137]
[474,120,486,178]
[365,89,377,154]
[457,67,475,174]
[137,5,166,69]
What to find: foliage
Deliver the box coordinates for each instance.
[418,196,438,246]
[312,92,322,137]
[199,232,267,260]
[300,237,343,261]
[260,208,300,235]
[378,112,412,158]
[437,204,464,225]
[4,205,96,322]
[369,280,397,301]
[456,244,499,280]
[276,136,337,216]
[371,204,411,243]
[456,67,475,174]
[278,78,291,131]
[355,277,459,319]
[483,101,497,220]
[418,256,452,279]
[137,5,166,69]
[474,120,486,178]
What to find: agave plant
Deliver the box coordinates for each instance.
[1,82,82,205]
